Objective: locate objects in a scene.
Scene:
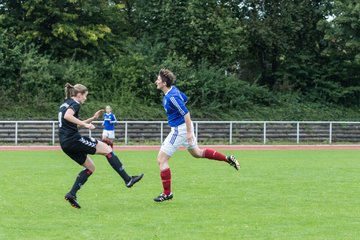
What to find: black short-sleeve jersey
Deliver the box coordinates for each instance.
[58,98,81,143]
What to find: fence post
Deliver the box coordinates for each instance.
[195,122,198,138]
[296,122,300,144]
[329,122,333,144]
[125,122,128,145]
[52,122,55,145]
[160,122,163,144]
[15,121,18,145]
[229,122,233,145]
[263,122,267,144]
[88,129,92,138]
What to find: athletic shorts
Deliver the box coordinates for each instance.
[60,136,98,165]
[160,122,198,156]
[102,130,115,139]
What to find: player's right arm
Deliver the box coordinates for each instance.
[64,108,95,129]
[83,109,104,124]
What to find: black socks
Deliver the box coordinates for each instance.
[69,168,93,196]
[68,152,131,197]
[106,152,131,183]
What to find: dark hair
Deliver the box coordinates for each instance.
[64,83,88,99]
[159,69,176,87]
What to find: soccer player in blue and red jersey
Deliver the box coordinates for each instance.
[153,69,240,202]
[59,83,143,208]
[102,105,117,149]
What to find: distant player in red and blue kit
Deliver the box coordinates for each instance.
[102,105,117,149]
[153,69,240,202]
[58,83,143,209]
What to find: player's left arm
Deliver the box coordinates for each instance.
[84,109,104,124]
[170,96,192,144]
[110,114,117,124]
[184,112,194,145]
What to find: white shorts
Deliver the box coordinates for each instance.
[102,130,115,139]
[160,123,198,156]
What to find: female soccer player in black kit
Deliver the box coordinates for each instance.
[59,83,143,209]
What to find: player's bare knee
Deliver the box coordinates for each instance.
[156,157,163,166]
[157,155,168,167]
[189,148,203,158]
[96,141,112,155]
[84,160,96,172]
[88,165,95,172]
[104,145,112,154]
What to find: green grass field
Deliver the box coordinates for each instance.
[0,149,359,240]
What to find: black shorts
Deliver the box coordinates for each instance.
[60,136,98,165]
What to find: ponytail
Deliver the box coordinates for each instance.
[64,83,74,99]
[64,83,88,99]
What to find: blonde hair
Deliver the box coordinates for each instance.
[64,83,88,99]
[159,69,176,87]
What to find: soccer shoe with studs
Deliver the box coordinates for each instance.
[153,192,173,202]
[65,193,81,209]
[126,173,144,188]
[226,155,240,170]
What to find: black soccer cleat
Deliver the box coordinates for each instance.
[126,173,144,188]
[65,193,81,209]
[153,192,173,202]
[226,155,240,170]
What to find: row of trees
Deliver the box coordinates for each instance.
[0,0,359,119]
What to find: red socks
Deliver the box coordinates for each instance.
[160,168,172,195]
[159,150,226,195]
[203,149,227,161]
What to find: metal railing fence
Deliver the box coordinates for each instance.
[1,120,360,145]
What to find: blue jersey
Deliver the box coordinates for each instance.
[163,86,189,127]
[103,113,117,130]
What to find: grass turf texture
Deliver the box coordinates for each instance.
[0,150,359,240]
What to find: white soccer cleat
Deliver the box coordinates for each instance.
[226,155,240,170]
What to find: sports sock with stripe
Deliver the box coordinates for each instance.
[69,168,93,196]
[106,152,131,183]
[161,168,172,195]
[202,149,227,161]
